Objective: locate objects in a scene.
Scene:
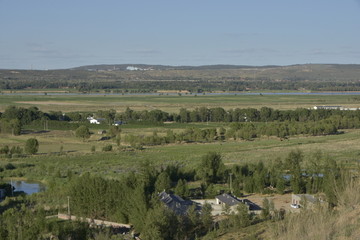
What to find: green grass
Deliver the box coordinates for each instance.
[1,94,360,112]
[2,93,360,182]
[2,128,360,181]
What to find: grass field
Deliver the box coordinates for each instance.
[1,93,360,113]
[1,93,360,180]
[2,127,360,181]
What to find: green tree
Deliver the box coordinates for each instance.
[25,138,39,154]
[276,175,286,194]
[200,202,213,233]
[155,172,171,193]
[141,205,179,240]
[231,203,251,228]
[261,198,271,219]
[174,179,189,199]
[179,108,190,123]
[285,150,304,194]
[197,152,225,184]
[10,119,22,135]
[108,125,121,138]
[75,125,91,141]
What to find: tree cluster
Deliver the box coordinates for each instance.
[68,162,212,240]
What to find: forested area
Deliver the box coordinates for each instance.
[2,105,360,148]
[0,150,349,239]
[3,77,360,92]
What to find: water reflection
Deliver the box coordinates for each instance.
[8,180,45,195]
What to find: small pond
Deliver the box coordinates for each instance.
[7,180,45,195]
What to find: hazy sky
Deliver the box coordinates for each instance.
[1,0,360,69]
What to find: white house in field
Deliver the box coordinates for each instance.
[87,117,106,124]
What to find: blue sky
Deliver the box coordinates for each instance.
[1,0,360,69]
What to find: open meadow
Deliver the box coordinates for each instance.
[1,94,360,180]
[2,129,360,180]
[2,92,360,113]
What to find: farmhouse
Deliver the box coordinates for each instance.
[313,106,360,111]
[216,193,241,206]
[158,191,194,215]
[88,117,106,124]
[313,106,343,110]
[292,194,322,208]
[215,193,253,213]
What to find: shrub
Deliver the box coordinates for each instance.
[102,145,113,152]
[0,145,9,154]
[25,138,39,154]
[75,125,91,141]
[10,146,23,155]
[5,163,16,170]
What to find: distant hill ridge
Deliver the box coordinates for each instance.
[1,64,360,92]
[71,64,282,71]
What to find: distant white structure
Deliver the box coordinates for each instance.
[313,106,342,110]
[313,106,360,111]
[126,66,153,71]
[126,66,140,71]
[88,117,106,124]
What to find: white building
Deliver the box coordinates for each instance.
[88,117,106,124]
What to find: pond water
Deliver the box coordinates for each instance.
[7,180,45,195]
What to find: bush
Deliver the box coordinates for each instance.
[10,146,23,154]
[5,163,16,170]
[0,145,9,154]
[25,138,39,154]
[102,145,113,152]
[75,125,91,141]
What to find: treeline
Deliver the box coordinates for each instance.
[67,163,212,240]
[2,105,360,144]
[0,201,116,240]
[2,105,360,127]
[0,150,350,239]
[0,106,89,134]
[197,151,344,208]
[2,66,360,92]
[117,106,360,124]
[123,119,340,148]
[62,151,346,238]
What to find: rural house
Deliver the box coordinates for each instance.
[88,117,106,124]
[215,193,250,212]
[292,194,322,208]
[158,191,194,215]
[216,193,241,206]
[313,106,343,110]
